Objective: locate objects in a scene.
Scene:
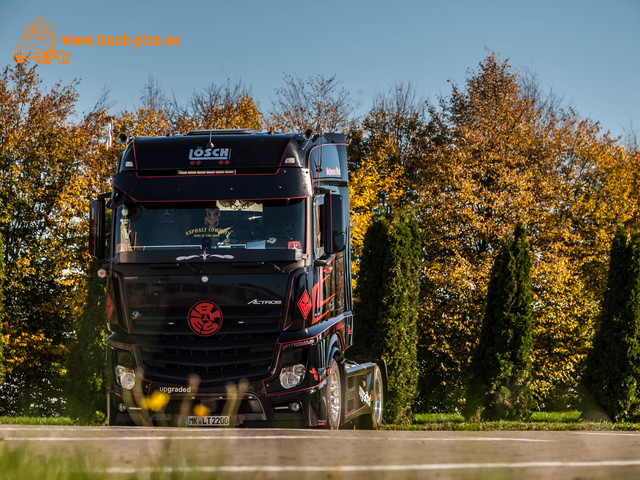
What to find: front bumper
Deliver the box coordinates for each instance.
[107,376,329,427]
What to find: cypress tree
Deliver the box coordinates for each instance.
[355,210,421,424]
[582,227,640,421]
[380,210,421,423]
[65,259,108,423]
[354,217,389,358]
[0,234,5,385]
[465,222,533,420]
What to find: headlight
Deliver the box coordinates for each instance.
[279,364,306,389]
[115,365,136,390]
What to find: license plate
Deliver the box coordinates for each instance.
[185,416,230,426]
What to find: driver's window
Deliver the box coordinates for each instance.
[314,197,325,258]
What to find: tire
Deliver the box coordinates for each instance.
[326,359,342,430]
[355,365,384,429]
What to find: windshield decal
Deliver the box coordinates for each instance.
[176,251,234,261]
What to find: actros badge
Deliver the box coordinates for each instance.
[188,300,223,337]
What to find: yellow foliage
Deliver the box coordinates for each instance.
[415,53,640,409]
[349,131,404,283]
[3,326,65,374]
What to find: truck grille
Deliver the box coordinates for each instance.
[131,306,281,386]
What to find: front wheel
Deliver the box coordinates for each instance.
[326,359,342,429]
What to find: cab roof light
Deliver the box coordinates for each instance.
[186,129,257,136]
[177,170,236,175]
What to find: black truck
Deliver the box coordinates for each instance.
[89,129,385,428]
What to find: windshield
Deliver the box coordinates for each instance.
[114,199,305,255]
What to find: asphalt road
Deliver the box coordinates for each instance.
[2,425,640,479]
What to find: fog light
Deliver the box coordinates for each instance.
[115,365,136,390]
[289,402,301,412]
[279,363,306,389]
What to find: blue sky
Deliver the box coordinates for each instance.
[1,0,638,138]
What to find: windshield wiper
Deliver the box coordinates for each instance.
[183,262,204,275]
[267,262,285,273]
[229,261,286,273]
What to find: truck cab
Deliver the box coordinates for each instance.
[90,130,384,428]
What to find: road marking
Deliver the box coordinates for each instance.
[1,435,549,442]
[103,460,640,474]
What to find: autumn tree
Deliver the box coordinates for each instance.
[0,63,111,414]
[581,227,640,421]
[413,52,640,412]
[465,222,533,420]
[267,74,355,133]
[115,76,172,138]
[348,83,428,284]
[117,77,262,138]
[169,79,262,133]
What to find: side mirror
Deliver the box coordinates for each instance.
[89,198,106,259]
[323,194,346,254]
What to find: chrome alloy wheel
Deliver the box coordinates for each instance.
[372,367,384,426]
[327,360,342,429]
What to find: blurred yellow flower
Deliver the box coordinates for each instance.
[193,404,210,417]
[140,391,170,412]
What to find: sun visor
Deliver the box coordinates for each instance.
[112,169,312,203]
[123,134,301,172]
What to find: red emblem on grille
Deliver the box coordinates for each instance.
[188,300,223,337]
[297,290,311,319]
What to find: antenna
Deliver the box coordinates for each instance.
[316,118,323,174]
[207,130,214,149]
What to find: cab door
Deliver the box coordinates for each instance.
[312,196,335,323]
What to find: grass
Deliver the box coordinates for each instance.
[1,410,638,431]
[530,410,582,422]
[0,446,221,480]
[413,411,582,425]
[0,447,102,480]
[0,416,76,426]
[406,410,640,431]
